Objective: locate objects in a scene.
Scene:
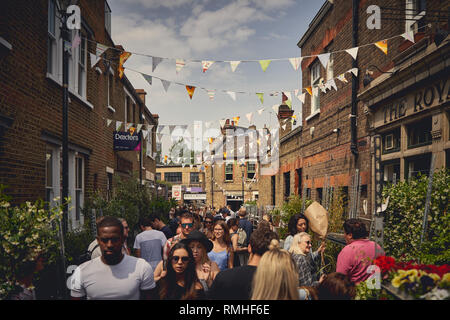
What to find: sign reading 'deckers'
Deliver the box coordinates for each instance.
[113,131,141,151]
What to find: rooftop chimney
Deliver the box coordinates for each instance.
[135,89,146,105]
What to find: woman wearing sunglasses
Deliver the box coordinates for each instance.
[180,230,220,292]
[288,232,326,287]
[157,242,206,300]
[207,220,234,271]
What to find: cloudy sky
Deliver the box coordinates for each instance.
[107,0,325,153]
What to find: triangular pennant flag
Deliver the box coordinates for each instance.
[289,57,303,71]
[246,112,253,123]
[349,68,359,77]
[175,59,185,73]
[318,53,331,68]
[219,119,226,128]
[142,130,148,139]
[142,73,152,85]
[116,121,123,131]
[157,133,163,142]
[72,34,81,50]
[401,30,415,43]
[106,119,112,127]
[89,52,101,68]
[259,60,271,72]
[136,124,143,133]
[147,125,154,132]
[161,79,171,92]
[226,91,236,101]
[64,40,71,52]
[233,116,240,126]
[168,125,176,134]
[312,87,319,98]
[186,85,196,99]
[118,52,131,79]
[152,57,163,72]
[157,125,165,133]
[329,78,337,91]
[207,90,215,101]
[257,108,265,115]
[125,122,132,131]
[298,92,306,103]
[256,93,264,104]
[337,73,348,83]
[346,47,359,60]
[294,89,300,97]
[201,61,214,73]
[375,40,388,55]
[96,43,109,57]
[283,92,292,108]
[230,61,241,72]
[305,87,312,96]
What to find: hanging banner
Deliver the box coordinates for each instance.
[118,52,132,79]
[113,131,141,151]
[186,85,196,99]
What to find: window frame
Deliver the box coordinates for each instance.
[247,162,256,180]
[310,61,321,114]
[225,163,234,182]
[405,0,426,35]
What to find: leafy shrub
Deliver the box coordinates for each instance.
[0,186,63,299]
[383,169,449,265]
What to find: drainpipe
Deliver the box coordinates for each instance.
[351,0,359,161]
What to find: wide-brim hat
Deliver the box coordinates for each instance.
[181,230,214,252]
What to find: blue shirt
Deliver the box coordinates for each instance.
[208,249,230,271]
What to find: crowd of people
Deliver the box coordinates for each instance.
[10,204,385,300]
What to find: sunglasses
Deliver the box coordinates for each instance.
[172,256,190,263]
[204,221,213,224]
[181,223,194,228]
[304,241,312,245]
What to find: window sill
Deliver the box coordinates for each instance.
[305,110,320,122]
[46,73,93,110]
[107,105,116,113]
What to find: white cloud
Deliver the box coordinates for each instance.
[115,0,195,9]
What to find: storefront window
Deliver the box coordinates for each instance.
[407,118,432,148]
[382,128,401,154]
[382,160,401,184]
[405,153,431,179]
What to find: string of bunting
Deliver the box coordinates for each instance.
[81,27,416,76]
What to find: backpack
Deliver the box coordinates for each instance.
[237,228,247,247]
[77,243,99,264]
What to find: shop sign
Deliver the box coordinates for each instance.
[183,193,207,200]
[374,78,449,127]
[113,131,141,151]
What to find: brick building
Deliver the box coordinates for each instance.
[156,164,207,206]
[258,0,449,218]
[204,120,263,211]
[0,0,158,230]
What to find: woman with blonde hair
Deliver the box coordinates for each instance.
[289,232,326,287]
[251,239,300,300]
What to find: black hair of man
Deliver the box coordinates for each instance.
[180,212,194,221]
[97,216,124,235]
[343,219,368,239]
[139,216,153,228]
[249,226,278,256]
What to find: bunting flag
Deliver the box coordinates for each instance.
[186,85,196,99]
[125,122,133,131]
[259,60,271,72]
[142,130,148,139]
[152,57,163,72]
[157,125,165,133]
[175,59,185,74]
[289,57,302,71]
[282,124,287,130]
[318,53,331,68]
[329,79,337,91]
[161,79,171,92]
[350,68,358,77]
[72,34,81,50]
[246,112,253,123]
[168,125,176,134]
[375,40,388,55]
[106,119,112,127]
[219,119,226,128]
[283,92,292,108]
[116,121,123,131]
[346,47,359,60]
[136,124,143,133]
[401,30,415,43]
[223,152,227,159]
[226,91,236,101]
[230,61,241,72]
[257,108,265,115]
[233,116,240,125]
[272,104,279,113]
[96,43,109,57]
[202,61,214,73]
[297,92,306,103]
[207,90,215,101]
[312,87,319,98]
[256,93,264,104]
[90,53,101,68]
[337,73,348,83]
[157,133,163,142]
[118,52,131,79]
[305,87,312,96]
[142,73,152,85]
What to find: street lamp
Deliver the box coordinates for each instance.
[240,162,245,206]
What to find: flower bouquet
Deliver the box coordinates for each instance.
[374,256,450,300]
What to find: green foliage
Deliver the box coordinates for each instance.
[0,186,63,299]
[383,169,449,264]
[64,228,94,265]
[245,200,257,206]
[272,195,313,239]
